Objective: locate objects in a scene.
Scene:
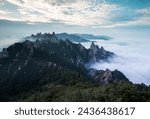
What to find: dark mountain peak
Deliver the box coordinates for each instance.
[100,46,107,55]
[1,33,114,67]
[36,32,42,37]
[90,42,99,51]
[101,46,104,50]
[105,68,111,72]
[36,39,40,42]
[0,33,115,89]
[88,42,114,62]
[0,48,9,59]
[52,32,55,35]
[56,33,89,42]
[78,43,86,51]
[66,38,71,43]
[50,33,59,43]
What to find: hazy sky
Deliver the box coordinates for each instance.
[0,0,150,37]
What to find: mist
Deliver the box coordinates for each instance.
[82,36,150,85]
[0,36,23,51]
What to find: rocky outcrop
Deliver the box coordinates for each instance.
[88,42,114,62]
[0,48,9,59]
[88,68,129,84]
[24,32,60,43]
[94,69,113,84]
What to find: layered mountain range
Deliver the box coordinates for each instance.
[0,32,150,101]
[24,32,112,42]
[75,33,112,40]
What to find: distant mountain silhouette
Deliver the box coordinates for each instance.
[56,33,89,42]
[76,33,113,40]
[24,32,89,42]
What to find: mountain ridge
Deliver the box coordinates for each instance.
[75,33,113,40]
[24,32,89,42]
[24,32,113,43]
[0,32,150,101]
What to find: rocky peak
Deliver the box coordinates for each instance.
[66,39,71,43]
[0,33,115,71]
[94,69,113,84]
[100,46,107,55]
[0,48,9,59]
[36,32,42,37]
[48,32,59,43]
[88,68,129,84]
[90,42,99,52]
[52,32,55,35]
[23,40,33,45]
[78,43,85,51]
[89,42,99,62]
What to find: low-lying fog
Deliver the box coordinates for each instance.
[82,37,150,85]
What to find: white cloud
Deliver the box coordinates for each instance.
[0,9,10,15]
[2,0,118,26]
[137,7,150,15]
[0,9,21,21]
[82,37,150,85]
[0,0,150,27]
[131,7,150,26]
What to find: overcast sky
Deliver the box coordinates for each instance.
[0,0,150,37]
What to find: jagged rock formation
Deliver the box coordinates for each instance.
[24,32,89,42]
[88,69,129,84]
[0,33,149,102]
[88,42,113,62]
[88,68,129,84]
[1,35,114,68]
[0,48,8,59]
[94,69,113,83]
[0,32,133,101]
[0,40,114,84]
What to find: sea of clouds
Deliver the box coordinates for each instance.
[81,37,150,85]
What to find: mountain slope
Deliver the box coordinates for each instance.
[0,33,150,102]
[0,33,115,101]
[15,81,150,102]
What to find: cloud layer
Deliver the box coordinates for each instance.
[82,36,150,85]
[0,0,150,27]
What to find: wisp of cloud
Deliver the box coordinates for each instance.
[0,36,22,51]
